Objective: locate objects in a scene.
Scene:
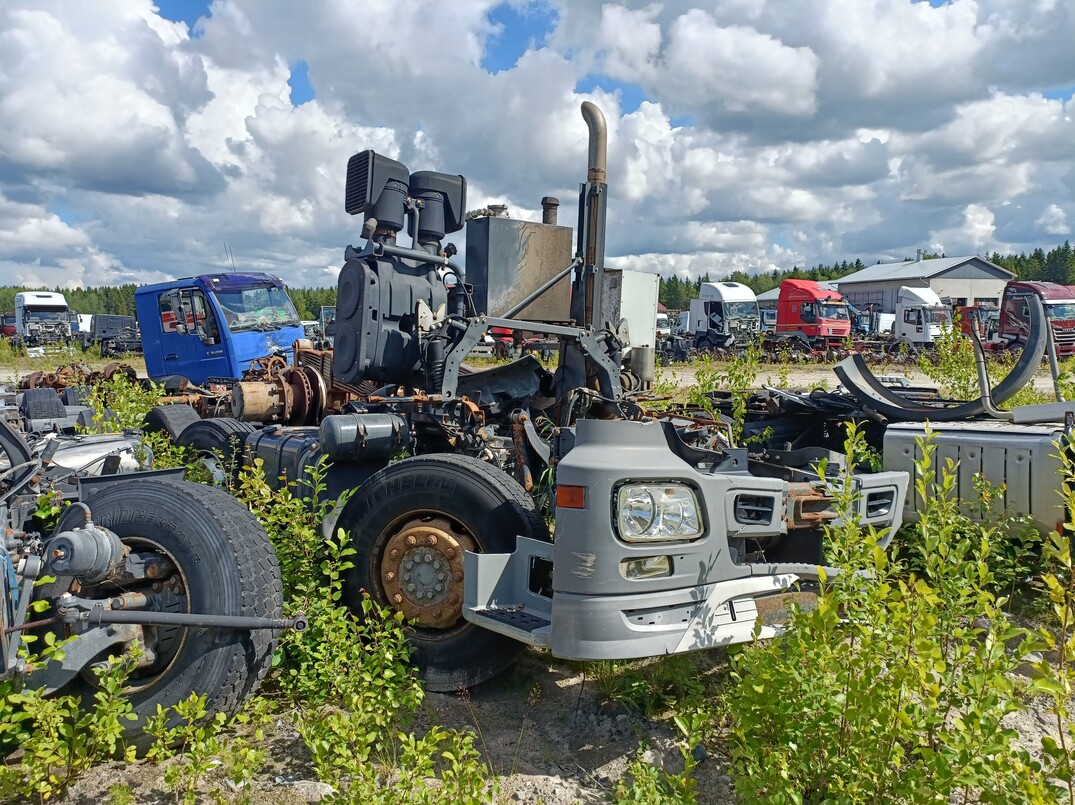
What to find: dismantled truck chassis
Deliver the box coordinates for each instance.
[264,102,906,691]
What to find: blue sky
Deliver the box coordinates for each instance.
[153,0,210,29]
[0,0,1072,288]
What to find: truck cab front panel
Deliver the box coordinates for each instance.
[464,418,906,661]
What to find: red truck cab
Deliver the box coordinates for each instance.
[776,279,851,345]
[999,281,1075,357]
[0,312,14,339]
[956,305,1000,344]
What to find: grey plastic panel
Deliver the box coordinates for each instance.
[884,420,1064,534]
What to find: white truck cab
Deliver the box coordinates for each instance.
[894,286,950,346]
[14,291,71,348]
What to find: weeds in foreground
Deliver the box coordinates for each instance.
[145,694,272,805]
[727,424,1058,803]
[0,652,140,802]
[1023,433,1075,800]
[589,655,705,719]
[234,459,495,804]
[611,709,708,804]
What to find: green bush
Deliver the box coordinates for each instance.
[234,458,495,804]
[0,652,140,802]
[727,425,1050,803]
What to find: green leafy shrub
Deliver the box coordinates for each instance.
[726,425,1049,803]
[234,458,494,804]
[1023,433,1075,800]
[0,652,140,802]
[82,373,164,433]
[145,693,272,805]
[894,468,1045,609]
[611,710,708,804]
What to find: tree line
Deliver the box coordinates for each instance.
[0,284,339,321]
[3,241,1073,318]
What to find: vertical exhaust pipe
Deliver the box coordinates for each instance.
[582,101,607,184]
[541,196,559,225]
[576,102,608,329]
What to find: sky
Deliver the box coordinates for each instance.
[0,0,1073,290]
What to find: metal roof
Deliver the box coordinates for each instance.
[834,256,1013,286]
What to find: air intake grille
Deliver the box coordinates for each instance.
[734,494,775,525]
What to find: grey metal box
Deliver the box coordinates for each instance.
[465,216,572,321]
[883,420,1065,534]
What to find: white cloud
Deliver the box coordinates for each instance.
[1036,203,1070,236]
[0,0,1073,292]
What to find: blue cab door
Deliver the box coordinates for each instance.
[154,287,235,384]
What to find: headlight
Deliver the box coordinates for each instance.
[616,484,703,542]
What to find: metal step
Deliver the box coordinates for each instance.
[463,535,554,648]
[465,605,551,647]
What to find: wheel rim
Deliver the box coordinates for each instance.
[378,515,476,630]
[77,536,191,693]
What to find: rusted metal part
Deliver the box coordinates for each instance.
[18,371,44,390]
[786,482,837,529]
[101,363,137,382]
[232,381,286,422]
[292,345,362,412]
[755,589,819,626]
[511,416,533,492]
[17,362,139,391]
[379,516,476,629]
[283,367,314,425]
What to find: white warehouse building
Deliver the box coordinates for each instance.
[834,254,1014,312]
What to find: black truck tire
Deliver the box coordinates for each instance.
[47,477,282,749]
[174,418,256,483]
[19,387,66,420]
[338,454,549,691]
[142,404,203,441]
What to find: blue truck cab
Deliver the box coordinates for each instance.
[135,273,304,385]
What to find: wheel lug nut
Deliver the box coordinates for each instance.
[406,535,417,546]
[434,584,443,592]
[390,549,399,559]
[437,572,445,581]
[432,560,441,570]
[445,549,456,559]
[385,571,396,581]
[428,535,438,546]
[407,584,416,593]
[405,560,413,569]
[393,594,403,604]
[454,571,464,582]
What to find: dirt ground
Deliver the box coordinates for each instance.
[54,648,737,805]
[51,642,1066,805]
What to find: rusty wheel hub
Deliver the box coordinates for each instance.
[380,517,475,629]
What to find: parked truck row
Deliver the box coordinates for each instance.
[3,292,144,357]
[660,276,1075,364]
